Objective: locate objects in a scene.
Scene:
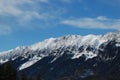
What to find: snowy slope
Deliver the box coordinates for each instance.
[0,31,120,70]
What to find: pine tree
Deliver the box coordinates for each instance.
[35,73,41,80]
[0,65,4,80]
[0,61,17,80]
[27,76,33,80]
[19,71,27,80]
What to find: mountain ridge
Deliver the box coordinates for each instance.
[0,31,120,80]
[0,31,120,65]
[0,31,120,53]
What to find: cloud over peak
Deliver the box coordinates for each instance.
[61,16,120,30]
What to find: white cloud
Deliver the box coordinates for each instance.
[18,11,45,24]
[0,0,32,16]
[61,16,120,30]
[0,0,63,24]
[0,25,12,35]
[0,0,66,34]
[0,0,49,19]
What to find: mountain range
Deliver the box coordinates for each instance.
[0,31,120,80]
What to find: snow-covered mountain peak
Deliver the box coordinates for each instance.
[15,46,26,50]
[0,31,120,79]
[0,32,118,56]
[29,34,106,52]
[103,31,120,42]
[30,37,57,50]
[0,31,120,66]
[2,31,120,53]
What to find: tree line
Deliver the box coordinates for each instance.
[1,61,120,80]
[0,61,41,80]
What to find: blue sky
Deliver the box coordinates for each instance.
[0,0,120,51]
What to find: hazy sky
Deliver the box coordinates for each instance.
[0,0,119,51]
